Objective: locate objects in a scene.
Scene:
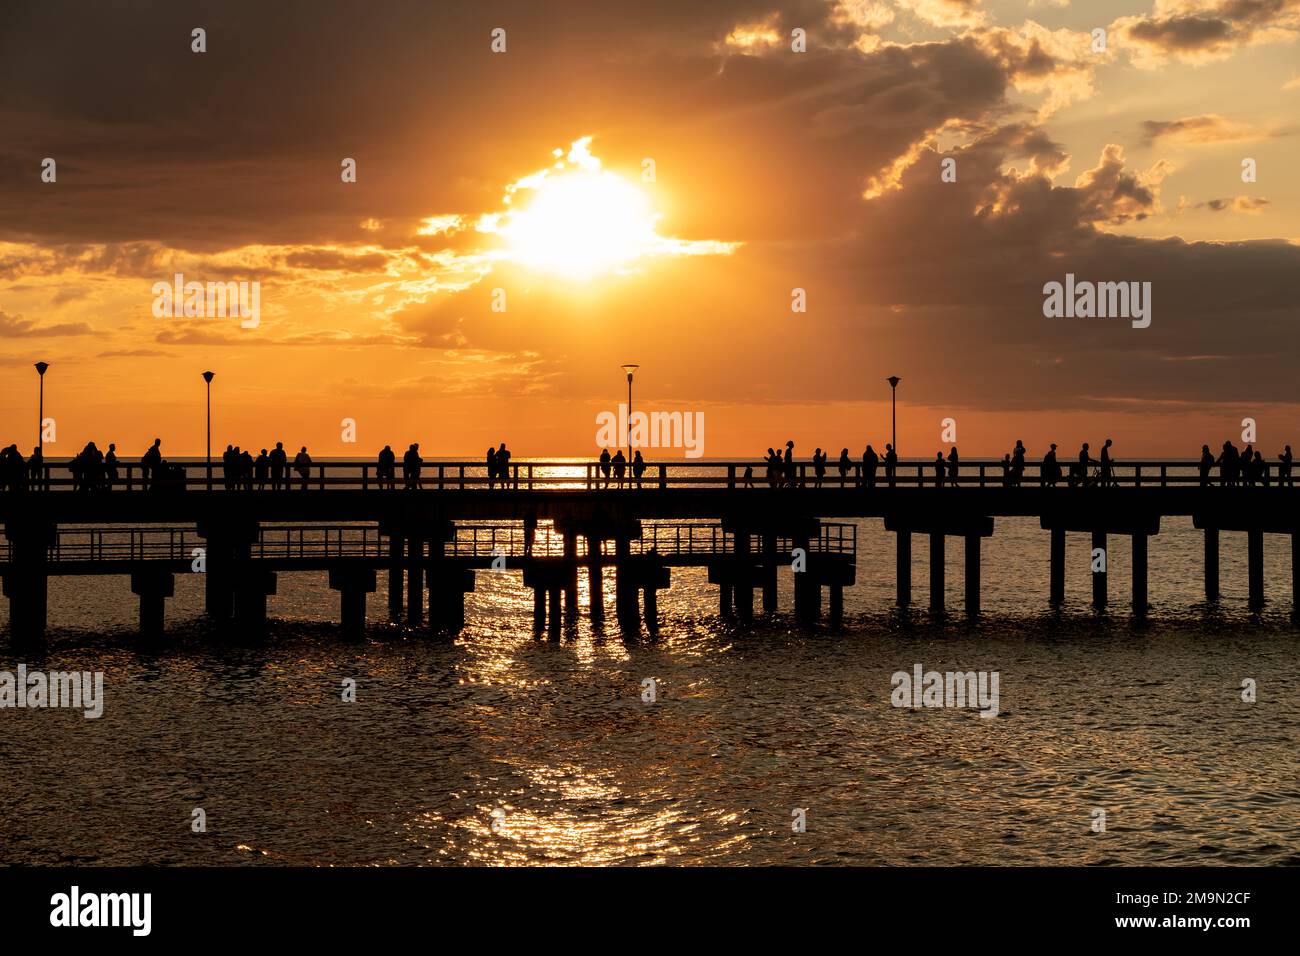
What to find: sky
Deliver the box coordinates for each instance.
[1,0,1298,459]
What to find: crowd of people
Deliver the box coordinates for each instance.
[0,437,1294,492]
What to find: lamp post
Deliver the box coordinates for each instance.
[621,364,639,459]
[202,370,215,492]
[35,362,48,489]
[887,375,900,456]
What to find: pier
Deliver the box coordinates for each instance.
[1,458,1297,642]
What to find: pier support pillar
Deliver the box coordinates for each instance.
[928,532,945,615]
[387,533,404,619]
[1091,530,1107,609]
[329,567,376,641]
[130,568,175,639]
[233,569,276,638]
[406,535,424,626]
[563,533,579,620]
[734,533,754,623]
[718,583,733,618]
[1203,528,1219,602]
[964,534,981,617]
[532,588,546,632]
[587,535,604,622]
[204,539,234,621]
[762,533,778,613]
[1292,533,1300,619]
[2,520,53,644]
[643,587,659,632]
[828,584,844,626]
[548,586,562,636]
[1132,533,1149,614]
[428,566,474,634]
[1049,528,1065,606]
[1248,530,1264,612]
[895,531,912,607]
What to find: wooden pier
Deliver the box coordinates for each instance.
[1,458,1296,642]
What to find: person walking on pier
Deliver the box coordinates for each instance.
[611,449,626,488]
[837,448,851,486]
[0,445,23,493]
[765,448,780,488]
[1254,451,1269,488]
[598,448,611,489]
[813,448,826,488]
[27,445,44,491]
[240,447,255,491]
[932,452,945,488]
[269,442,287,491]
[255,449,270,491]
[1041,444,1060,487]
[783,441,796,488]
[884,443,897,488]
[486,446,498,489]
[293,446,312,490]
[378,444,396,490]
[946,447,960,487]
[863,444,879,490]
[140,439,162,491]
[1241,444,1256,487]
[632,450,646,488]
[1099,439,1115,487]
[1279,445,1293,488]
[403,443,422,490]
[1069,443,1092,488]
[742,464,754,488]
[1199,445,1214,487]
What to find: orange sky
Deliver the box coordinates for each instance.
[2,0,1298,459]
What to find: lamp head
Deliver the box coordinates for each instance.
[621,363,639,382]
[202,370,215,384]
[35,362,49,376]
[887,375,900,389]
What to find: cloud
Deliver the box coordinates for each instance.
[1140,113,1276,145]
[1196,195,1270,212]
[0,310,96,337]
[1113,0,1300,67]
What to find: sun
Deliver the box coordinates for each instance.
[484,138,662,281]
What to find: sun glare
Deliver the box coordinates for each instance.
[485,138,660,281]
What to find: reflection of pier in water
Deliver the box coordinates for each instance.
[1,459,1296,641]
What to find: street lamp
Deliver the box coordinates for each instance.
[621,364,639,459]
[887,375,900,456]
[202,370,215,491]
[35,362,48,489]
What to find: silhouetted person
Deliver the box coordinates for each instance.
[1099,438,1114,487]
[611,449,626,487]
[1255,451,1269,488]
[599,448,611,489]
[377,444,395,490]
[1279,445,1293,488]
[742,464,754,488]
[1041,443,1060,487]
[486,446,498,489]
[103,443,118,490]
[1218,441,1239,487]
[1011,440,1026,487]
[270,441,287,491]
[837,448,851,486]
[0,445,23,493]
[1000,453,1012,486]
[293,446,312,490]
[765,448,780,488]
[813,448,826,488]
[933,452,945,488]
[221,443,235,491]
[255,449,270,491]
[863,444,879,490]
[240,447,254,491]
[140,439,161,491]
[783,441,796,488]
[1070,443,1092,488]
[884,443,897,488]
[632,450,646,488]
[403,443,422,490]
[496,443,511,487]
[946,447,959,487]
[1241,443,1255,487]
[1198,445,1214,487]
[28,446,44,491]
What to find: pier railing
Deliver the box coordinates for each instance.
[5,458,1287,492]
